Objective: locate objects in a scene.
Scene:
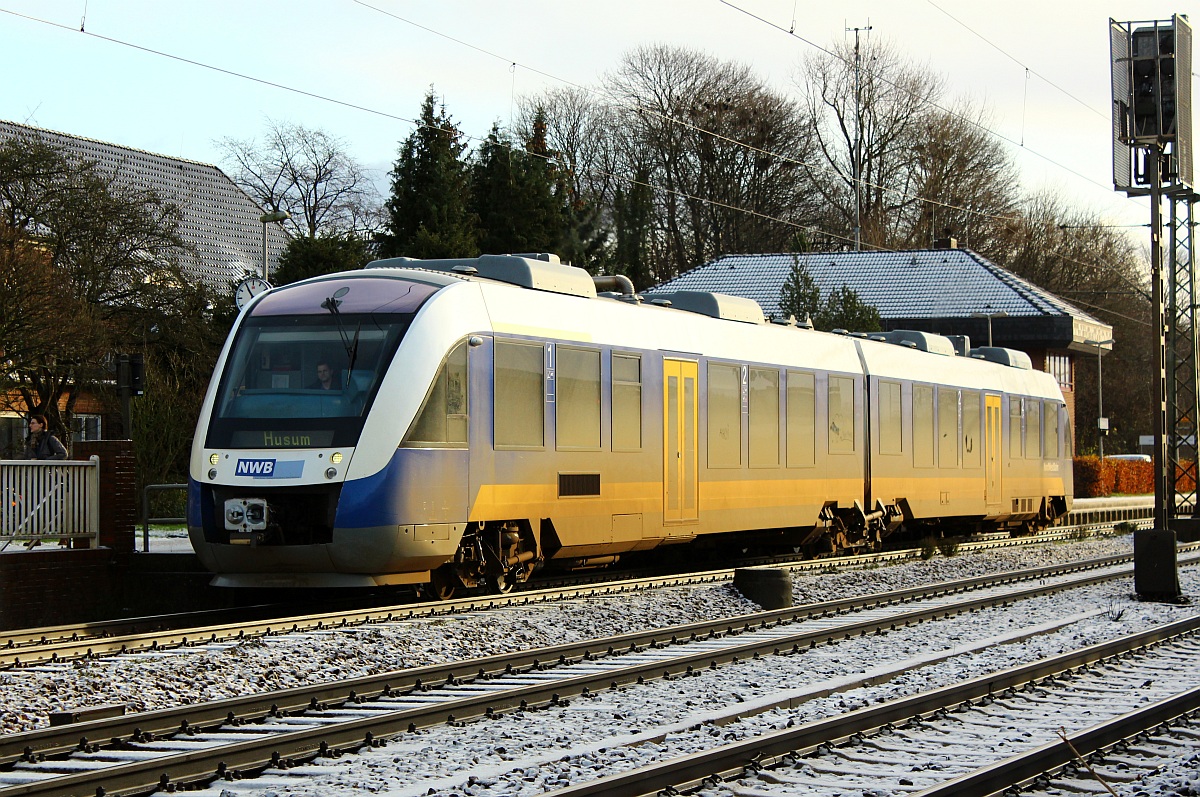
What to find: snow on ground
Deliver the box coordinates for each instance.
[1114,753,1200,797]
[0,537,1132,735]
[3,534,1197,796]
[188,562,1200,797]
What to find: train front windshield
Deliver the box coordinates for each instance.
[205,276,440,449]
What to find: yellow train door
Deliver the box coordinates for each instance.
[985,393,1003,509]
[663,359,699,525]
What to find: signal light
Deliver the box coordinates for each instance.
[1131,26,1177,140]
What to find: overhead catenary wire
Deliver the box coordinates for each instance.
[0,2,1145,301]
[922,0,1110,121]
[0,1,1124,237]
[718,0,1133,200]
[0,3,888,257]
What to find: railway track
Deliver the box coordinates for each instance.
[0,548,1190,796]
[543,619,1200,797]
[0,502,1156,670]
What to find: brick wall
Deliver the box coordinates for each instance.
[0,441,137,629]
[74,440,136,553]
[0,549,119,630]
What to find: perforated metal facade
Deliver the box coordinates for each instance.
[0,119,285,291]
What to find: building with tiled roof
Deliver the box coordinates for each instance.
[648,245,1114,433]
[0,119,286,291]
[0,120,289,452]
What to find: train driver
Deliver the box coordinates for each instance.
[309,362,342,391]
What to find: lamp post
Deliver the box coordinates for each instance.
[259,210,289,280]
[971,309,1008,347]
[1085,338,1115,460]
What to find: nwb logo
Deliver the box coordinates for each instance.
[236,459,276,476]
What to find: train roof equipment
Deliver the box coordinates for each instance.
[969,346,1034,370]
[878,330,957,356]
[361,254,1039,371]
[644,291,766,324]
[369,253,599,299]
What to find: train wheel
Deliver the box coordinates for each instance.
[488,559,533,594]
[488,570,516,594]
[428,567,458,601]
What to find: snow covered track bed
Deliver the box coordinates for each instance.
[0,507,1152,670]
[545,621,1200,797]
[0,538,1196,796]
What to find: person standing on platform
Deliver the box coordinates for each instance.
[21,415,67,460]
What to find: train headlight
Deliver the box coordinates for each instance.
[325,468,337,480]
[330,452,343,464]
[209,453,220,465]
[207,468,217,480]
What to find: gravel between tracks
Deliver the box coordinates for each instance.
[0,537,1142,735]
[3,535,1198,797]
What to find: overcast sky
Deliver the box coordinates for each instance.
[0,1,1188,237]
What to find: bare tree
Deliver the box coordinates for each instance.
[903,102,1020,252]
[0,135,193,434]
[798,38,942,248]
[993,191,1151,455]
[797,38,1019,253]
[219,119,380,239]
[599,45,815,280]
[996,192,1145,301]
[515,86,618,212]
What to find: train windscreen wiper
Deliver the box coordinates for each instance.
[321,288,361,373]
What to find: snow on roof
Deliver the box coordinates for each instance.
[648,248,1106,327]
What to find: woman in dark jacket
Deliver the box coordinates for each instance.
[21,415,68,460]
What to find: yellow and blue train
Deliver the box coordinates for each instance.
[187,254,1073,594]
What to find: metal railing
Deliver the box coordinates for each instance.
[0,457,101,551]
[141,483,187,552]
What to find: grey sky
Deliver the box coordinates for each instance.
[0,1,1186,236]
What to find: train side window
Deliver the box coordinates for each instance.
[962,390,981,468]
[938,388,959,468]
[557,347,601,450]
[786,370,815,467]
[708,362,742,468]
[403,340,468,447]
[1043,400,1060,459]
[1063,411,1074,457]
[495,340,544,448]
[878,380,902,455]
[1025,399,1042,458]
[1008,398,1023,458]
[913,384,934,467]
[828,375,855,454]
[749,367,780,467]
[612,353,642,451]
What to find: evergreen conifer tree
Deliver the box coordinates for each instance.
[819,284,882,332]
[274,235,370,285]
[471,118,565,255]
[778,255,822,324]
[613,166,654,289]
[778,256,881,331]
[380,90,478,259]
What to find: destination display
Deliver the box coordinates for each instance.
[230,430,335,448]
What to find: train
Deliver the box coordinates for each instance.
[187,253,1073,594]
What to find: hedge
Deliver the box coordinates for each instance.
[1071,456,1195,497]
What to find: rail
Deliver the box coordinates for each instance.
[0,457,100,550]
[140,483,187,551]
